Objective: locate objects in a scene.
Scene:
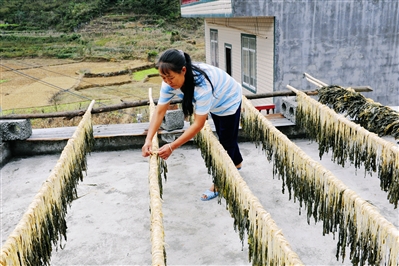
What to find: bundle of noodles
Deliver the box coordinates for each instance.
[317,85,399,139]
[292,85,399,207]
[194,121,303,265]
[241,96,399,265]
[0,100,95,266]
[148,88,167,265]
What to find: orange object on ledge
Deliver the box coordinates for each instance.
[254,104,276,114]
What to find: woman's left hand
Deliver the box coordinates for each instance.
[158,143,173,160]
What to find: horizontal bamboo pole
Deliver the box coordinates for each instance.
[303,72,328,87]
[0,87,373,120]
[245,86,372,100]
[0,99,181,120]
[303,72,373,92]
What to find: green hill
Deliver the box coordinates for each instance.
[0,0,204,61]
[0,0,180,32]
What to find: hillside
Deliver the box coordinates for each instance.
[0,14,205,61]
[0,0,181,32]
[0,14,205,128]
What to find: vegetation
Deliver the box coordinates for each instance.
[0,0,181,32]
[0,0,204,61]
[0,33,87,58]
[0,0,205,127]
[133,68,159,81]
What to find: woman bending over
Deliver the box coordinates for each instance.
[142,48,243,201]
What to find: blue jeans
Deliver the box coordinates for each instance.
[210,103,243,166]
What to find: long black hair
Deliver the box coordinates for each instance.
[156,48,214,116]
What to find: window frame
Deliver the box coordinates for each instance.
[241,34,257,93]
[210,29,219,67]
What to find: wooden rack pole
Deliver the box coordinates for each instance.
[303,72,373,92]
[303,72,328,87]
[0,88,373,120]
[147,87,166,266]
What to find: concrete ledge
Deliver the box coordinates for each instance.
[10,122,190,156]
[9,115,306,157]
[11,135,148,156]
[27,122,189,141]
[0,119,32,141]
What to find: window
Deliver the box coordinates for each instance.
[210,29,219,67]
[241,34,256,92]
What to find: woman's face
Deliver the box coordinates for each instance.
[159,66,186,89]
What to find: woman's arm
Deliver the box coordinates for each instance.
[142,102,169,157]
[157,113,208,160]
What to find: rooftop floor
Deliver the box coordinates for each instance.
[1,132,398,265]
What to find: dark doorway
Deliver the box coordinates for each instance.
[225,45,232,76]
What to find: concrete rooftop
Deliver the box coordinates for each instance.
[1,119,398,265]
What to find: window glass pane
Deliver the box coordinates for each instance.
[250,50,256,86]
[242,49,249,84]
[210,30,219,67]
[241,35,256,91]
[243,37,249,48]
[250,38,256,50]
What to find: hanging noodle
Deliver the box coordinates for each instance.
[194,120,303,265]
[148,88,167,266]
[290,85,399,208]
[241,95,399,265]
[0,100,95,266]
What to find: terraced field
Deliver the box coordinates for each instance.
[0,58,163,127]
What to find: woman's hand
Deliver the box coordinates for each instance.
[142,141,173,160]
[142,140,153,157]
[158,143,173,160]
[142,103,169,157]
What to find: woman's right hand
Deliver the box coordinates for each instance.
[142,102,170,157]
[142,140,152,157]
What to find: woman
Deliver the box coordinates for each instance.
[142,48,243,201]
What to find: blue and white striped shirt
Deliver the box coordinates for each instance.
[158,63,242,116]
